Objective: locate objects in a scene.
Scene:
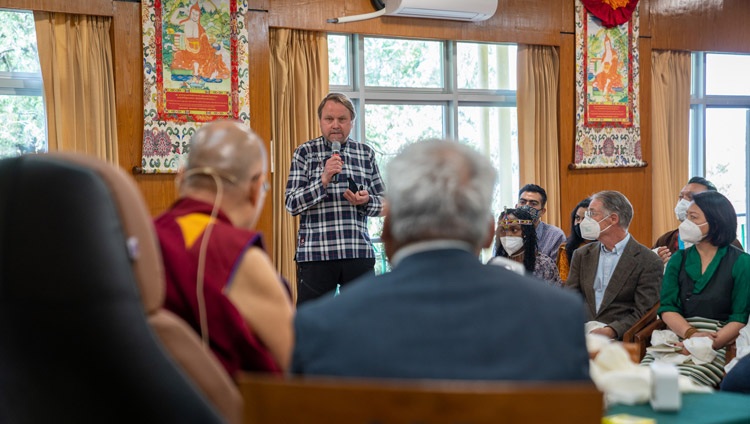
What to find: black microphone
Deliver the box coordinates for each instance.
[331,141,341,183]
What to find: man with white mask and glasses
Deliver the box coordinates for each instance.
[565,190,662,340]
[652,177,742,265]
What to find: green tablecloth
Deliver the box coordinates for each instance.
[607,392,750,424]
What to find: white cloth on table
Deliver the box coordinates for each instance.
[586,334,712,406]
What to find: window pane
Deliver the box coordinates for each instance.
[706,53,750,96]
[364,38,443,88]
[365,103,443,169]
[690,52,699,97]
[457,43,516,90]
[328,34,349,86]
[458,105,518,214]
[459,105,518,262]
[688,105,695,169]
[705,107,747,247]
[0,95,47,157]
[364,103,443,261]
[331,36,519,270]
[0,10,41,73]
[0,9,46,159]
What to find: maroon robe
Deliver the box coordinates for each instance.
[155,197,281,377]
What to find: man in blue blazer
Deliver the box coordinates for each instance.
[291,139,591,381]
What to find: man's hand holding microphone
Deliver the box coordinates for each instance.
[323,141,369,206]
[322,141,343,187]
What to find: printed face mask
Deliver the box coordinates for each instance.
[678,219,708,244]
[580,214,613,241]
[500,236,524,256]
[674,199,691,222]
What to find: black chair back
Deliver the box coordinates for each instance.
[0,153,224,423]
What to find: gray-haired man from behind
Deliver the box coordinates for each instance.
[291,139,591,381]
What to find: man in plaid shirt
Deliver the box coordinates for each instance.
[285,93,385,305]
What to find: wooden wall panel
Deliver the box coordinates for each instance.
[0,0,114,16]
[268,0,562,46]
[557,33,578,235]
[110,5,274,239]
[247,10,275,253]
[112,2,275,240]
[650,0,750,53]
[41,0,749,246]
[112,0,178,217]
[105,0,654,242]
[557,32,654,246]
[248,0,269,11]
[560,0,575,35]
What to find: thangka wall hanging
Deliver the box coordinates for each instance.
[571,0,645,169]
[141,0,250,173]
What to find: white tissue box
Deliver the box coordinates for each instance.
[649,362,681,411]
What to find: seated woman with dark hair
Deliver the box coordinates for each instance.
[489,205,562,287]
[641,191,750,387]
[556,197,591,281]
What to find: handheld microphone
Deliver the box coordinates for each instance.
[331,141,341,183]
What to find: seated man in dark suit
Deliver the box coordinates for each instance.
[565,190,662,340]
[292,139,591,381]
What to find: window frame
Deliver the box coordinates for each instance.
[690,51,750,250]
[328,33,518,269]
[329,33,517,145]
[0,8,47,158]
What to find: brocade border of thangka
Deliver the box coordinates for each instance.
[571,0,645,169]
[140,0,250,173]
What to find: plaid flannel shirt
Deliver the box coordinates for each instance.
[285,136,385,262]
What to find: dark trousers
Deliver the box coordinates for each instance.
[296,258,376,306]
[722,354,750,393]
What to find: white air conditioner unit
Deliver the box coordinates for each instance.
[385,0,497,22]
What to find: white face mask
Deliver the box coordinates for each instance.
[678,219,708,244]
[580,214,613,241]
[500,236,524,256]
[674,199,691,222]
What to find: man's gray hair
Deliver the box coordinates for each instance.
[386,139,497,247]
[591,190,633,229]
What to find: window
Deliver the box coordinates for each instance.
[329,35,518,272]
[690,52,750,250]
[0,9,47,159]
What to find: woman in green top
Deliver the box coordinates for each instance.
[643,191,750,387]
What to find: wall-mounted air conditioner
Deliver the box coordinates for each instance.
[327,0,497,24]
[384,0,498,22]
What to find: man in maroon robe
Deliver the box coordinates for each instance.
[154,120,293,378]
